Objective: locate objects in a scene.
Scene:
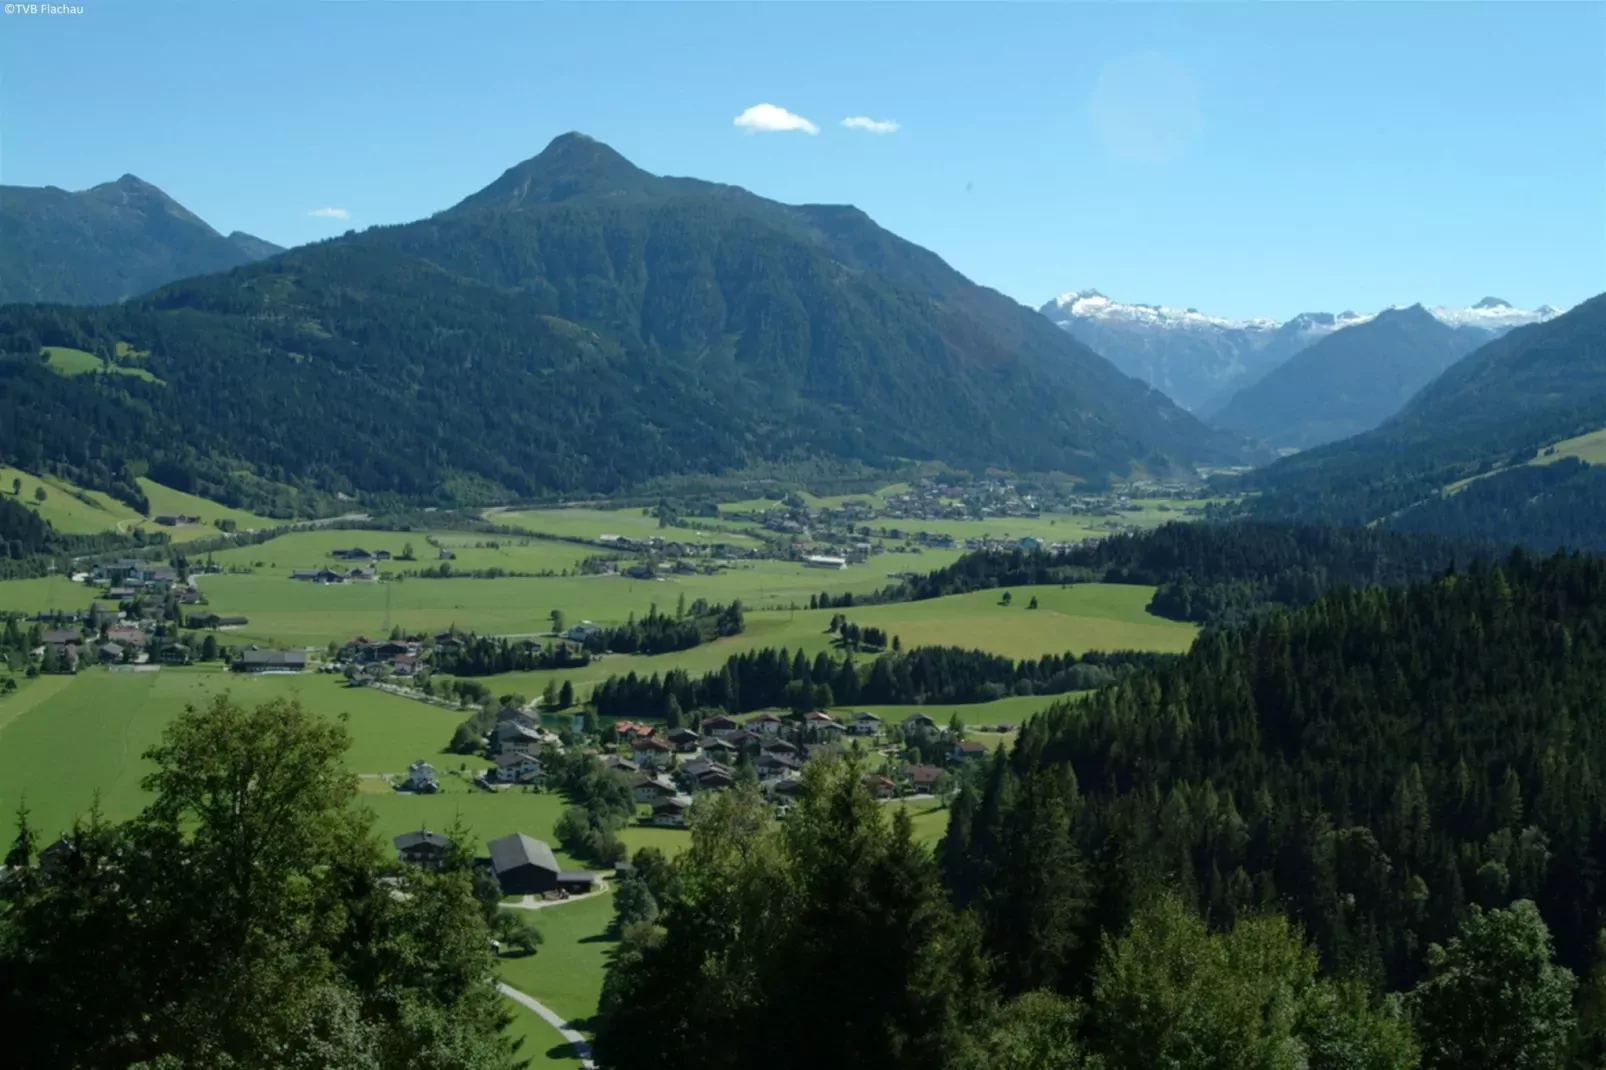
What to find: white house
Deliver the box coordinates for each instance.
[404,759,440,793]
[849,711,883,737]
[747,712,784,736]
[493,751,543,784]
[631,736,674,770]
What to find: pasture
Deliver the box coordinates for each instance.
[0,465,144,534]
[135,478,281,536]
[43,345,162,383]
[176,551,959,649]
[0,667,487,837]
[1536,427,1606,467]
[494,506,764,548]
[204,528,596,578]
[435,582,1193,705]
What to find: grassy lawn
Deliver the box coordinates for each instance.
[886,797,954,846]
[496,891,618,1030]
[0,667,488,837]
[502,996,586,1069]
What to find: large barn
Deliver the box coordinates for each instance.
[486,833,597,896]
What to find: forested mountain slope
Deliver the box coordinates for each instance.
[944,549,1606,994]
[0,176,281,305]
[0,134,1253,509]
[1237,293,1606,541]
[1211,305,1490,449]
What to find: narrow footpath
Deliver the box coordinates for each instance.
[498,982,596,1069]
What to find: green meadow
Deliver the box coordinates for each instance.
[496,891,618,1030]
[494,506,764,548]
[1536,426,1606,467]
[134,478,281,536]
[0,465,144,535]
[172,551,959,649]
[204,528,596,578]
[43,345,162,383]
[0,667,489,837]
[501,997,586,1069]
[432,582,1193,705]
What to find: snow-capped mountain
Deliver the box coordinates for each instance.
[1040,290,1560,414]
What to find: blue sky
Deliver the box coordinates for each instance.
[3,1,1601,320]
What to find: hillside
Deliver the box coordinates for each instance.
[0,175,282,305]
[1239,293,1606,539]
[1211,304,1491,448]
[0,134,1253,509]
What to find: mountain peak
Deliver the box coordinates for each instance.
[1473,296,1511,309]
[448,132,656,214]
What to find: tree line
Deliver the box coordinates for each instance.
[587,642,1175,719]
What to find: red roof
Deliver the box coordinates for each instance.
[632,737,672,752]
[804,712,835,722]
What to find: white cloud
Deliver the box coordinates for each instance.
[307,207,351,220]
[733,103,820,135]
[842,116,899,135]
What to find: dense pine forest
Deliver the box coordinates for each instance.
[885,521,1489,626]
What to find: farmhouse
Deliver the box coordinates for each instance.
[747,712,783,735]
[41,628,82,647]
[562,621,603,643]
[863,774,898,800]
[233,648,309,673]
[601,755,641,774]
[486,833,596,896]
[156,643,191,666]
[154,513,201,526]
[394,828,454,869]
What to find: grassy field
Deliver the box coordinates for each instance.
[495,506,764,548]
[134,478,280,536]
[837,692,1081,729]
[886,797,954,846]
[169,550,959,650]
[0,667,491,836]
[203,528,594,578]
[496,891,617,1030]
[1536,427,1606,467]
[432,583,1192,706]
[43,345,162,383]
[0,466,145,534]
[502,997,586,1069]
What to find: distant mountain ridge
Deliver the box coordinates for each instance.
[1237,293,1606,546]
[1210,305,1495,449]
[0,175,282,305]
[0,133,1255,512]
[1040,288,1560,413]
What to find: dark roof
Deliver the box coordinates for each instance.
[557,869,598,883]
[488,833,560,876]
[237,649,308,667]
[667,727,701,743]
[41,629,81,645]
[495,750,539,767]
[394,828,454,851]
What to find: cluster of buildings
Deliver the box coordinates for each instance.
[597,708,992,827]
